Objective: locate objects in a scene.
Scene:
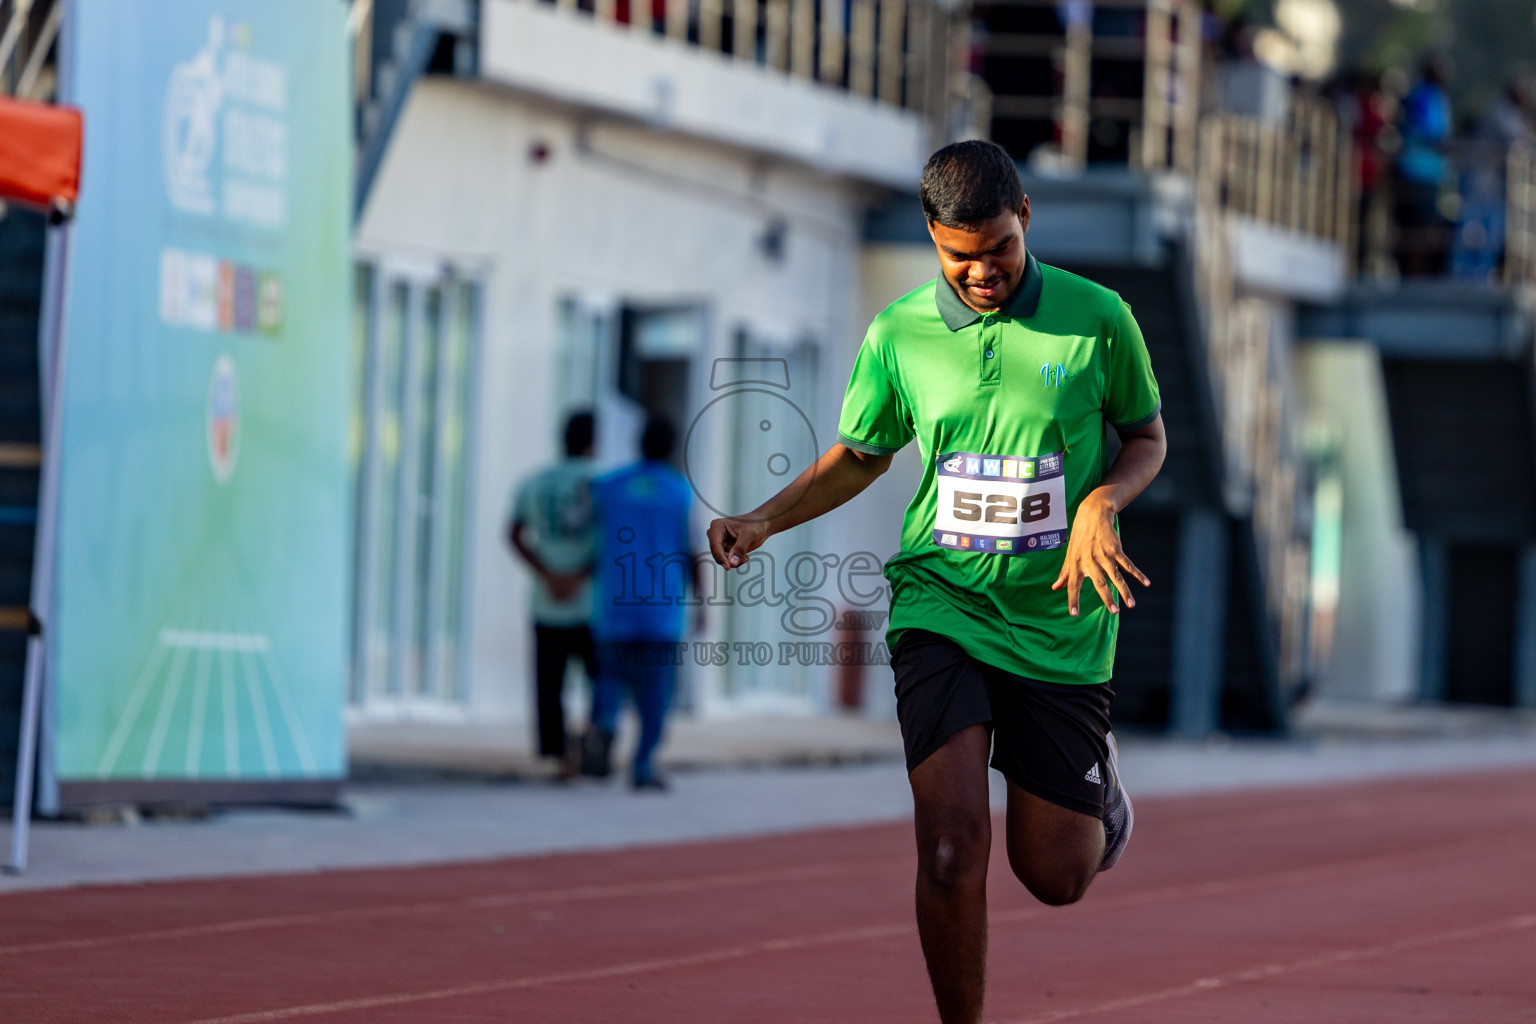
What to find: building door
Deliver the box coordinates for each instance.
[351,261,481,711]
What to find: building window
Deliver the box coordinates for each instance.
[351,262,481,708]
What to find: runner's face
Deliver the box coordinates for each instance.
[928,200,1031,312]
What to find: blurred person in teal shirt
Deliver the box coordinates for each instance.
[510,412,597,776]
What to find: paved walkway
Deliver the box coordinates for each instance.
[5,726,1536,893]
[348,713,909,780]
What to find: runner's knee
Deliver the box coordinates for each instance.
[917,812,990,890]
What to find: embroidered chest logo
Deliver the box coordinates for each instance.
[1040,362,1067,388]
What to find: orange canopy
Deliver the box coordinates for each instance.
[0,95,82,210]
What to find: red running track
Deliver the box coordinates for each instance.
[3,768,1535,1023]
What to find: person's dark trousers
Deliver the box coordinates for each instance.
[533,624,594,759]
[592,637,678,784]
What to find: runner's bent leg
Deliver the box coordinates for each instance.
[1003,783,1103,906]
[909,723,993,1024]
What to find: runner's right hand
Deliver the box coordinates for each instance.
[707,517,771,569]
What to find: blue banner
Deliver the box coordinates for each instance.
[54,0,351,783]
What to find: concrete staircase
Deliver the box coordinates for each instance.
[1061,257,1284,735]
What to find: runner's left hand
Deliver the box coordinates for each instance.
[1051,492,1150,616]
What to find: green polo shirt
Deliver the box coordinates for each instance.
[837,252,1160,683]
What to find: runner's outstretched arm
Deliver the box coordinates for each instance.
[1052,414,1167,617]
[706,444,893,569]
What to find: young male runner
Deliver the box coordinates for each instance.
[705,140,1165,1023]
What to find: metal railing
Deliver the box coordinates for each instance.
[0,0,61,101]
[510,0,969,124]
[1191,104,1352,696]
[1197,95,1355,251]
[975,0,1202,174]
[1356,139,1536,286]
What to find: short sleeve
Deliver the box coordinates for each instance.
[837,338,914,455]
[510,478,533,527]
[1104,300,1161,431]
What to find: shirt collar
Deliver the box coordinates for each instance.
[934,250,1043,331]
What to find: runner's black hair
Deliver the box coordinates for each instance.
[919,140,1025,229]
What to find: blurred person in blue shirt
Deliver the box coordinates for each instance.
[510,411,597,777]
[581,415,703,790]
[1452,81,1532,281]
[1395,57,1453,276]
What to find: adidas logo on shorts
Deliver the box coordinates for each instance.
[1084,763,1101,785]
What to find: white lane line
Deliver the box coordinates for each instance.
[6,825,1521,963]
[138,643,192,777]
[254,650,317,776]
[165,910,1536,1024]
[99,554,217,776]
[997,913,1536,1023]
[219,550,288,777]
[170,919,916,1024]
[0,861,875,957]
[223,547,316,774]
[239,644,279,777]
[94,642,172,776]
[183,573,230,778]
[220,639,239,774]
[183,642,213,778]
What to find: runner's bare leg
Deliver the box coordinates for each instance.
[909,724,993,1024]
[1003,785,1103,905]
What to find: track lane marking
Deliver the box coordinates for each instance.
[5,823,1527,960]
[140,832,1535,1024]
[994,912,1536,1023]
[170,919,922,1024]
[0,861,881,956]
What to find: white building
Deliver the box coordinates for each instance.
[348,0,970,732]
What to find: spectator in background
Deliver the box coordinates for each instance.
[1338,69,1397,276]
[1347,71,1393,198]
[1452,80,1532,281]
[509,411,597,779]
[1395,57,1453,276]
[582,416,703,791]
[1198,0,1226,62]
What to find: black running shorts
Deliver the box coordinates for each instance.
[892,628,1114,818]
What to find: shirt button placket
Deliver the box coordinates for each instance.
[980,315,1001,387]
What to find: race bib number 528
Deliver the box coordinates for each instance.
[933,450,1068,554]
